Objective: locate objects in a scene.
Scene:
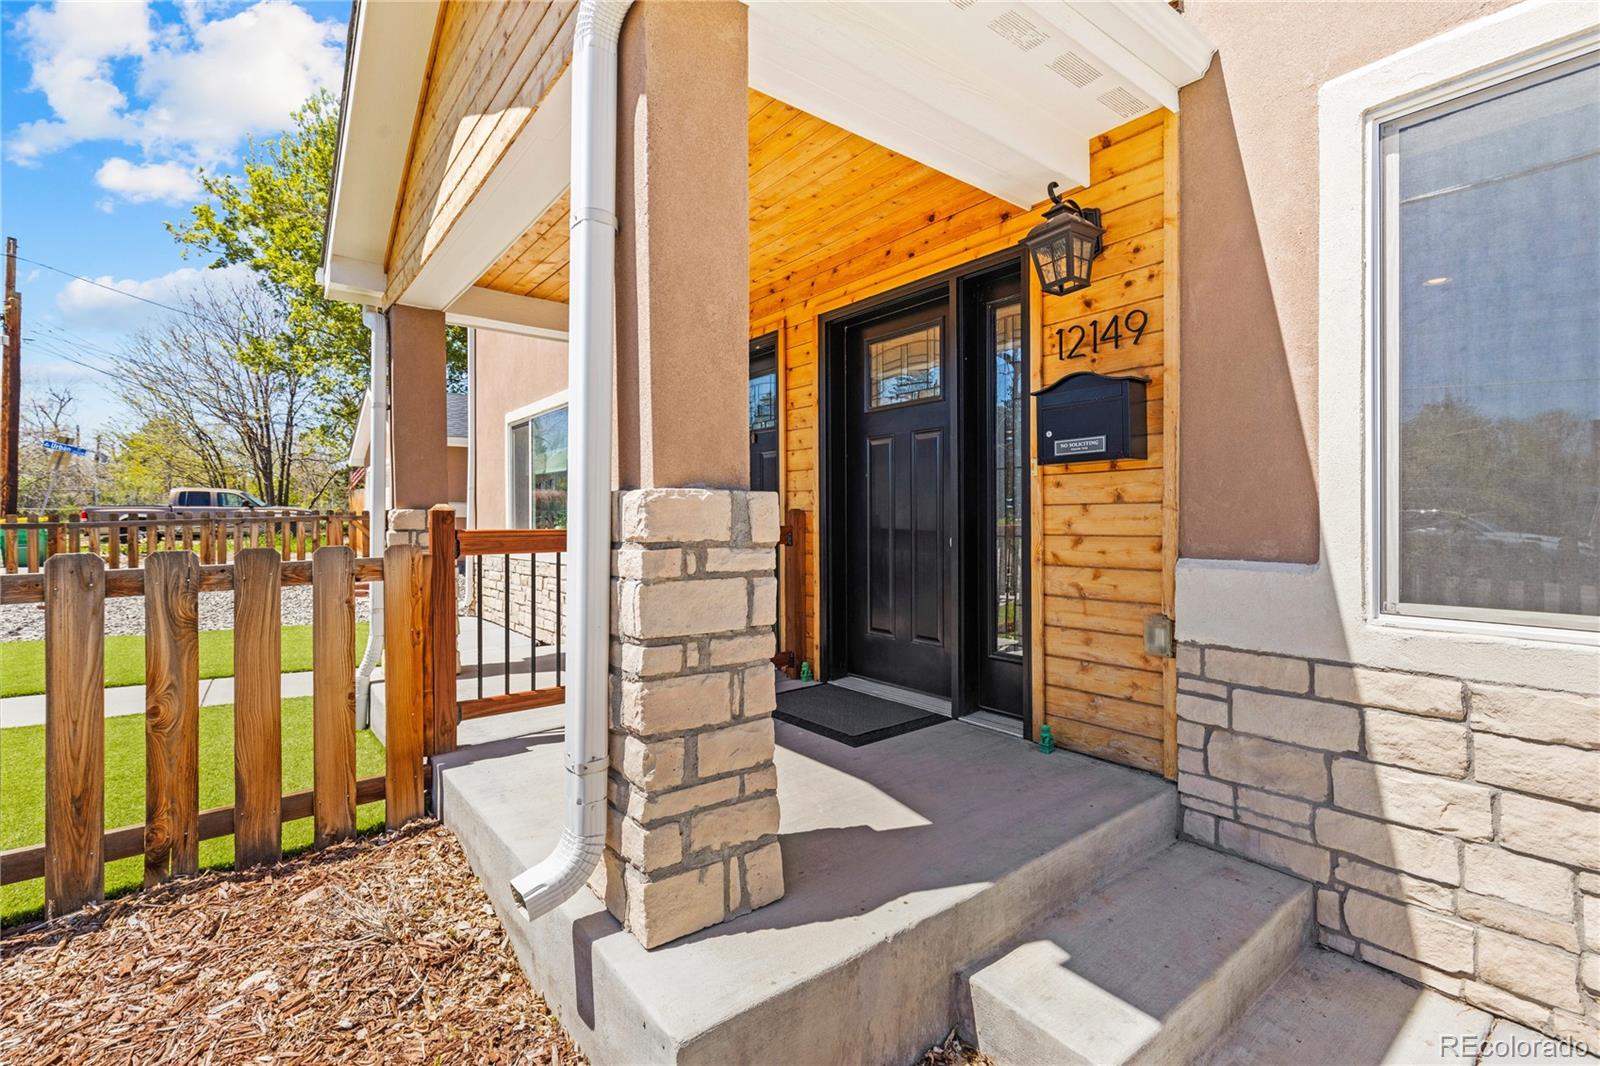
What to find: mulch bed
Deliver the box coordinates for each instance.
[0,821,583,1065]
[917,1029,995,1066]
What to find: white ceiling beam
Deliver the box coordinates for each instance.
[745,0,1215,208]
[446,287,569,340]
[398,71,572,311]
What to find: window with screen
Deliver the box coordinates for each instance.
[1378,53,1599,630]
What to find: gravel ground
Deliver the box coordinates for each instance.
[0,585,373,642]
[0,821,582,1066]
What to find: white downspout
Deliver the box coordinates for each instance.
[509,0,632,917]
[465,328,477,531]
[355,307,389,729]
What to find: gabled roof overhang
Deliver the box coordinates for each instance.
[321,0,440,306]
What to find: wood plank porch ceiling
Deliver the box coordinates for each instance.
[472,90,999,302]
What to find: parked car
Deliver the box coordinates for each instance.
[81,488,316,522]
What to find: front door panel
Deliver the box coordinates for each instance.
[846,301,953,696]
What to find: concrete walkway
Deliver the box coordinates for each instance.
[0,671,317,728]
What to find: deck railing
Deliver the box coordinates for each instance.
[0,511,370,574]
[0,543,423,919]
[436,507,567,752]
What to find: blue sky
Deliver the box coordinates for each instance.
[1,0,350,440]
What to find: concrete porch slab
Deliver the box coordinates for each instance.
[432,710,1177,1065]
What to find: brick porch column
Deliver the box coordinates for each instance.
[600,0,783,948]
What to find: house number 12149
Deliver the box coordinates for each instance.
[1057,308,1149,359]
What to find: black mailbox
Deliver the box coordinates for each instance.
[1034,372,1148,465]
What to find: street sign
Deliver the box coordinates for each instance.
[41,439,90,457]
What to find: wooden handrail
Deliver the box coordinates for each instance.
[455,527,567,555]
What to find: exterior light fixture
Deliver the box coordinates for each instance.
[1023,181,1105,297]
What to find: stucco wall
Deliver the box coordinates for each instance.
[471,328,567,528]
[1175,0,1514,564]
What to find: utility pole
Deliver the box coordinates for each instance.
[2,237,20,516]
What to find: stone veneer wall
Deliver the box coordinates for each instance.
[600,488,784,948]
[1175,642,1600,1052]
[470,554,566,647]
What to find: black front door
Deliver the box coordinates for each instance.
[748,335,779,493]
[844,299,954,697]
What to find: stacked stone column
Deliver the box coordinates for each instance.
[602,488,785,947]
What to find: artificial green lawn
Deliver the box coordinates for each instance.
[0,623,369,698]
[0,696,386,924]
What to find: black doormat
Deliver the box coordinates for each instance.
[774,684,946,747]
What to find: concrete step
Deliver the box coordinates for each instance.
[1193,949,1497,1066]
[962,842,1312,1066]
[435,719,1182,1065]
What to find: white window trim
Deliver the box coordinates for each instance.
[1175,0,1599,695]
[503,390,569,528]
[1372,44,1599,635]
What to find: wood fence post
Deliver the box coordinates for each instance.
[383,544,427,827]
[427,504,458,757]
[233,549,283,867]
[44,553,105,915]
[312,546,357,846]
[143,551,200,886]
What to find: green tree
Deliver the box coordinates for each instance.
[170,90,469,438]
[170,91,366,435]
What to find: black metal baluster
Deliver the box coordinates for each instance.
[554,553,562,689]
[503,553,511,696]
[476,555,484,701]
[530,552,538,692]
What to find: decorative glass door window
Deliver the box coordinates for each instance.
[990,300,1025,657]
[509,405,569,529]
[867,323,942,408]
[1379,53,1599,629]
[749,367,777,431]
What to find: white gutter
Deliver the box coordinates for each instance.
[509,0,632,918]
[355,307,389,729]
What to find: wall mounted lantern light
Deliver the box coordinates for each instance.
[1023,181,1105,297]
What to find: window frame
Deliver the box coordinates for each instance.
[1371,45,1600,635]
[503,391,570,529]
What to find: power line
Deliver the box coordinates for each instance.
[13,253,246,332]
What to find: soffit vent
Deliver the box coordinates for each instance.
[988,10,1049,52]
[1049,51,1103,88]
[1097,86,1152,119]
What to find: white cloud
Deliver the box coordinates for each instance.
[8,1,344,180]
[7,1,154,163]
[94,157,202,204]
[136,3,345,165]
[54,263,252,333]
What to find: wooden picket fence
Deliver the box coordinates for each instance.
[0,543,426,919]
[0,511,369,575]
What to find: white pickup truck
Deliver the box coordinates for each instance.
[82,487,315,521]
